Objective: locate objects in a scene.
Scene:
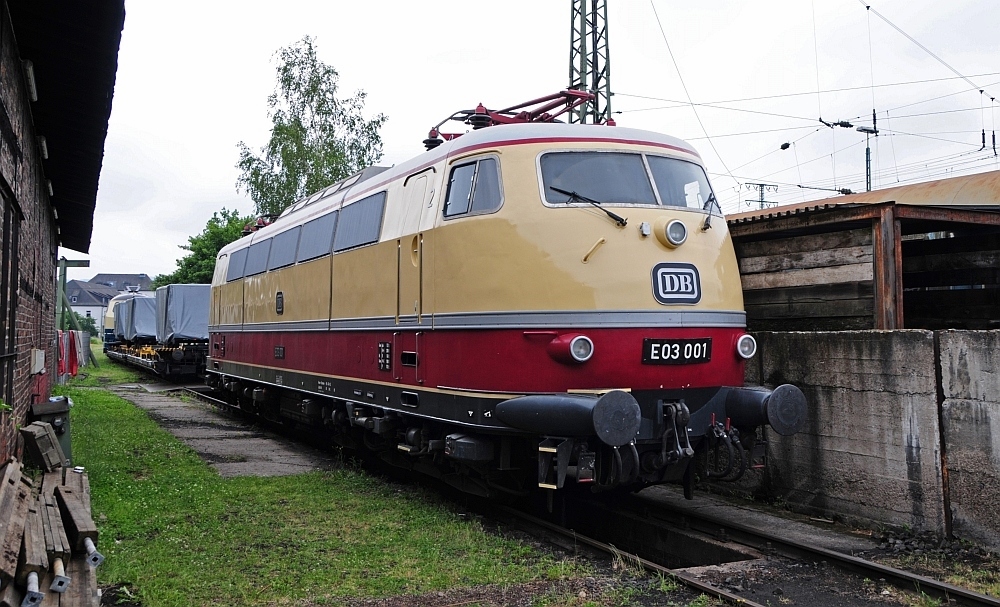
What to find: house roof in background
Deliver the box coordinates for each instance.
[66,279,119,306]
[88,273,152,291]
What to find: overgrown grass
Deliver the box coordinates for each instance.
[67,339,147,386]
[877,551,1000,598]
[56,385,569,606]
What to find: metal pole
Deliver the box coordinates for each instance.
[866,133,872,192]
[56,257,66,333]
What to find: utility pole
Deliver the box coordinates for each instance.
[744,183,779,209]
[57,257,98,368]
[569,0,611,124]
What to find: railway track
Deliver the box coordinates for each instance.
[504,491,1000,607]
[614,493,1000,607]
[182,386,232,409]
[497,505,769,607]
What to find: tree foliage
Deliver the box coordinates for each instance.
[152,208,253,288]
[236,36,387,217]
[64,311,99,336]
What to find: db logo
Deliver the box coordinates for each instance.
[651,263,701,305]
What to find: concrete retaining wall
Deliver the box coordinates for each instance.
[938,330,1000,547]
[746,330,947,534]
[743,329,1000,547]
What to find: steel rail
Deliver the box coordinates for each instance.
[181,387,233,410]
[498,506,766,607]
[626,496,1000,607]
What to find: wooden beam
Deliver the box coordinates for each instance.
[728,204,885,238]
[894,205,1000,225]
[873,205,904,329]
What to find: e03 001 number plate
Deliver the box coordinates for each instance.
[642,338,712,365]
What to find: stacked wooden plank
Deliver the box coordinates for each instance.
[0,429,105,607]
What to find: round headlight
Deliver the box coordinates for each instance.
[736,334,757,359]
[570,336,594,362]
[665,220,688,247]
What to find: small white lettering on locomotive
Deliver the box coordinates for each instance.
[651,262,701,305]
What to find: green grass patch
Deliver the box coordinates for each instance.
[56,385,574,607]
[68,339,147,386]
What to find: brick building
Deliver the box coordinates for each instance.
[0,3,125,460]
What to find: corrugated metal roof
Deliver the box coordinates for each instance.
[727,169,1000,224]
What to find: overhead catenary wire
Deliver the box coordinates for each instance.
[865,3,878,188]
[716,152,999,209]
[883,80,1000,115]
[622,3,997,211]
[617,98,819,124]
[682,124,820,142]
[739,149,997,201]
[615,72,1000,110]
[859,1,995,103]
[811,0,823,120]
[621,98,989,126]
[647,0,737,192]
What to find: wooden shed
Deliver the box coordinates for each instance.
[727,170,1000,331]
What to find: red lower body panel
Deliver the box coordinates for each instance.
[210,326,746,393]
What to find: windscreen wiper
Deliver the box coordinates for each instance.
[549,186,628,227]
[701,191,719,231]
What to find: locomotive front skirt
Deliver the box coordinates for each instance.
[207,123,806,496]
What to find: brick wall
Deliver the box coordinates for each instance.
[0,3,57,461]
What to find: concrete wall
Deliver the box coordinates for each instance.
[742,330,1000,547]
[938,330,1000,547]
[746,331,948,534]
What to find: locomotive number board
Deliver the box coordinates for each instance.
[641,338,712,365]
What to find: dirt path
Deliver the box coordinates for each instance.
[111,385,338,477]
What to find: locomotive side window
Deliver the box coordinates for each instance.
[646,156,715,209]
[333,191,387,252]
[444,163,476,217]
[444,158,502,218]
[244,239,271,277]
[296,211,338,262]
[267,226,301,270]
[541,152,656,206]
[470,158,501,213]
[225,248,248,282]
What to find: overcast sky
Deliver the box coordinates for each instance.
[64,0,1000,281]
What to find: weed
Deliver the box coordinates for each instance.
[609,545,645,577]
[910,591,942,607]
[686,594,720,607]
[654,573,680,593]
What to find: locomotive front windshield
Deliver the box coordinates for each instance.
[540,151,716,211]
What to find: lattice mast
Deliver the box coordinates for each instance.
[569,0,611,124]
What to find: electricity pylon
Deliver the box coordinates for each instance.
[569,0,611,124]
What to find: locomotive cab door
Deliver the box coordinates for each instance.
[397,174,428,324]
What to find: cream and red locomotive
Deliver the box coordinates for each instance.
[206,94,806,497]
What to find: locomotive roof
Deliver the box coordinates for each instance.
[220,123,702,256]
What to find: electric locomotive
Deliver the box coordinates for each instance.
[206,92,806,497]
